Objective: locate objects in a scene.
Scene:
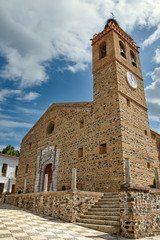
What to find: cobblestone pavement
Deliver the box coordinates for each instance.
[0,203,160,240]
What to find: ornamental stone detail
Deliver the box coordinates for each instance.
[34,145,59,193]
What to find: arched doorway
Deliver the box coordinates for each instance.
[44,163,52,191]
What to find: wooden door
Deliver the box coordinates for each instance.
[11,184,15,193]
[44,164,52,191]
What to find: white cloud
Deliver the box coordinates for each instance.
[0,0,160,88]
[15,106,44,115]
[142,25,160,48]
[0,145,7,151]
[145,67,160,126]
[153,48,160,63]
[0,113,19,120]
[17,92,40,101]
[0,89,21,102]
[0,129,25,144]
[0,119,33,128]
[0,88,40,102]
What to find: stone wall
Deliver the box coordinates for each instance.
[16,97,125,193]
[2,188,160,239]
[2,190,103,222]
[119,187,160,239]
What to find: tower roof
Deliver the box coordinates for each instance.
[92,18,139,52]
[104,18,119,29]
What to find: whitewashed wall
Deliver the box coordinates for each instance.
[0,154,19,193]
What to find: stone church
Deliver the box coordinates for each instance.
[16,19,160,194]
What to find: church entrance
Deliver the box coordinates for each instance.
[44,163,52,191]
[11,184,15,193]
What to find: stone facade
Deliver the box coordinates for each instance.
[15,19,160,194]
[120,187,160,239]
[34,145,59,192]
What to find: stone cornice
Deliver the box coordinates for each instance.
[92,22,139,53]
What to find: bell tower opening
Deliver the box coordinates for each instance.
[99,42,106,59]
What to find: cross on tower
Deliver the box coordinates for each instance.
[110,12,115,19]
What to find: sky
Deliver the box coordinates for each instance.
[0,0,160,151]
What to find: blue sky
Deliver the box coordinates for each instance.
[0,0,160,151]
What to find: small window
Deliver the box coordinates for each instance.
[126,98,130,107]
[144,130,148,136]
[2,164,8,177]
[100,42,106,59]
[25,164,29,173]
[147,162,150,168]
[120,42,126,58]
[130,51,137,67]
[15,166,18,178]
[79,120,84,129]
[29,142,32,150]
[99,143,107,154]
[47,121,55,134]
[78,148,83,158]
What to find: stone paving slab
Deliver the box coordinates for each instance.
[0,203,160,240]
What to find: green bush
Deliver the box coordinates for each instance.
[18,190,22,194]
[62,185,66,191]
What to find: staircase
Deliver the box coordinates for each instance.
[76,192,120,234]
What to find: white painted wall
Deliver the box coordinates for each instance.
[0,154,19,193]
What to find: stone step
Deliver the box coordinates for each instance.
[102,196,119,199]
[103,192,118,195]
[75,222,120,234]
[77,218,120,226]
[94,203,119,208]
[79,214,120,221]
[88,208,119,212]
[97,201,119,205]
[98,198,119,202]
[103,193,119,197]
[85,211,120,216]
[91,204,119,209]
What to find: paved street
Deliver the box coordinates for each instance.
[0,203,159,240]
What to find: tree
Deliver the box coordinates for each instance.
[1,145,20,157]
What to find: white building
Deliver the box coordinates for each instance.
[0,153,19,195]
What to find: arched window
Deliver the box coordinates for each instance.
[130,51,137,67]
[99,42,106,59]
[120,42,126,58]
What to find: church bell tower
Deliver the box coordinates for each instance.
[91,19,159,188]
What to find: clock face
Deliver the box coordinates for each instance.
[126,72,137,89]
